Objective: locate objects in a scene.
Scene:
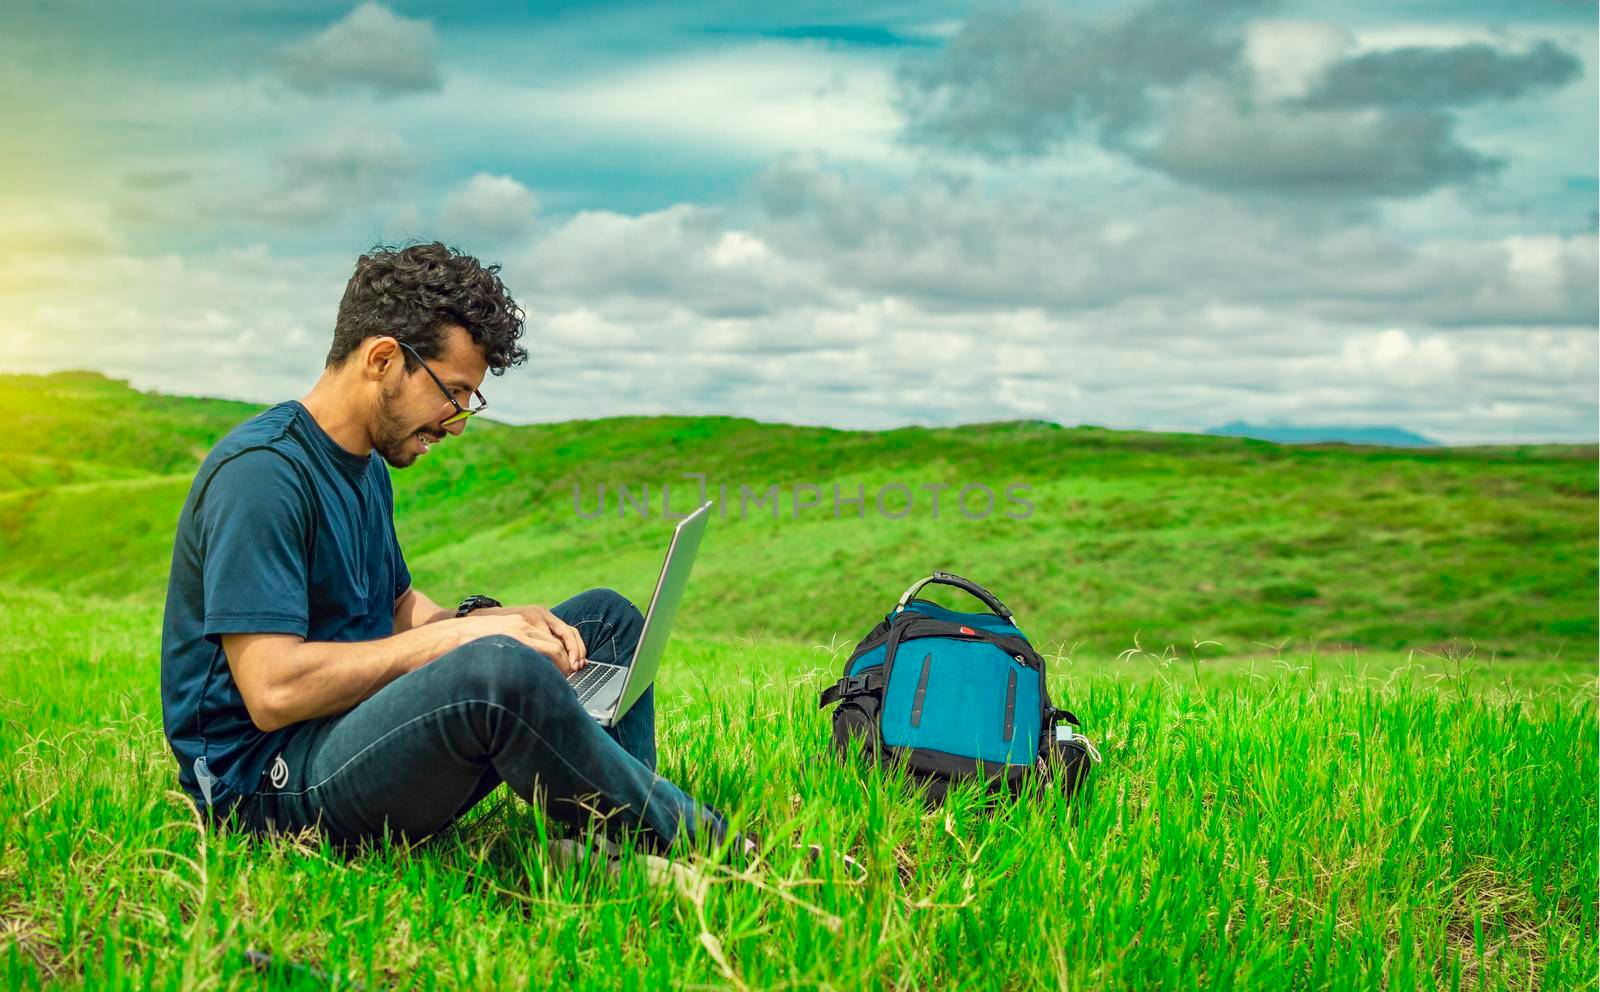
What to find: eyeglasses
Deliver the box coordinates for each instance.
[398,341,488,426]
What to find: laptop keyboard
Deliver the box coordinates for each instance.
[567,662,623,705]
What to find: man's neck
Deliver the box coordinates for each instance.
[299,370,374,457]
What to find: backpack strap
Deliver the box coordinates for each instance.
[895,571,1015,623]
[818,669,886,708]
[1051,707,1081,727]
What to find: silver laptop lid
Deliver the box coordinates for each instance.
[608,500,713,722]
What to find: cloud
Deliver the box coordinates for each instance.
[494,156,1599,339]
[277,2,442,97]
[0,245,348,403]
[430,158,1595,441]
[1138,90,1501,197]
[895,0,1584,199]
[895,0,1260,158]
[279,127,414,194]
[439,173,540,242]
[1243,20,1354,100]
[513,202,837,320]
[523,42,902,162]
[113,125,421,230]
[5,176,1596,443]
[0,200,122,256]
[1338,327,1460,387]
[492,292,1595,444]
[740,158,1598,328]
[1300,39,1583,110]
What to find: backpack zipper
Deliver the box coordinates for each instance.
[892,617,1044,669]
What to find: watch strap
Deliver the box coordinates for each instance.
[455,594,503,618]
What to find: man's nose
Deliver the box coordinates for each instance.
[444,418,468,437]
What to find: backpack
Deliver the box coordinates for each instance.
[818,571,1099,805]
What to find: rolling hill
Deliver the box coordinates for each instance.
[1,369,1594,661]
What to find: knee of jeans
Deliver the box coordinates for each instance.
[448,634,569,708]
[587,587,643,621]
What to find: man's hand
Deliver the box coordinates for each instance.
[454,610,588,674]
[518,605,587,669]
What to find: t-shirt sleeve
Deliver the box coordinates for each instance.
[380,463,411,603]
[198,448,312,643]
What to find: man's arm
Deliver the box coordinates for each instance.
[393,585,452,633]
[223,611,572,733]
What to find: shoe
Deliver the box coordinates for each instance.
[548,833,697,889]
[796,841,867,883]
[726,830,867,883]
[696,803,866,883]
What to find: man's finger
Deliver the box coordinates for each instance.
[528,634,575,672]
[530,608,584,668]
[521,614,571,666]
[553,617,586,665]
[507,622,565,665]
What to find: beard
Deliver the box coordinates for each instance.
[372,383,425,469]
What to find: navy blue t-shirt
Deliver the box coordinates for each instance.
[160,400,411,809]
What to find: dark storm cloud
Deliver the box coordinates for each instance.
[1138,103,1503,198]
[895,0,1266,158]
[896,0,1585,199]
[1300,39,1583,110]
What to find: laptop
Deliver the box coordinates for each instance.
[565,500,713,727]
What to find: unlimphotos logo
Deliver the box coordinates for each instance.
[269,755,289,789]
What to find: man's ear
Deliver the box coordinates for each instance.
[361,336,403,383]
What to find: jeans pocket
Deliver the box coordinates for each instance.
[239,747,301,836]
[235,788,275,834]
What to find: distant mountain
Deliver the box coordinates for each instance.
[1206,421,1439,447]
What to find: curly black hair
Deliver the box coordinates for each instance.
[326,241,528,374]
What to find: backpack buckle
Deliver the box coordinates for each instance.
[819,671,883,709]
[842,673,874,695]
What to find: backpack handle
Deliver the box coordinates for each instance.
[896,571,1014,622]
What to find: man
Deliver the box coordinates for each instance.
[159,241,731,859]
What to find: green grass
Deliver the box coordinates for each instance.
[0,371,1595,989]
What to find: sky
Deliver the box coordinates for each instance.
[1,0,1595,444]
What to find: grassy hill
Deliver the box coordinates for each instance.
[0,370,1594,989]
[1,370,1593,660]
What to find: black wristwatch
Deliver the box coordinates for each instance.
[455,594,503,618]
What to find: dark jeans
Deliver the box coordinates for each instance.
[234,587,726,854]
